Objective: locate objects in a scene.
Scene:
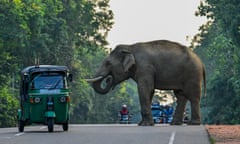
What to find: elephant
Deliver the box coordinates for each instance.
[86,40,206,126]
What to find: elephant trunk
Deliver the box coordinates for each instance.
[92,75,114,94]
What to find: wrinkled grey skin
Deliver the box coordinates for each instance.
[89,40,206,126]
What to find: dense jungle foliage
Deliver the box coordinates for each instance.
[0,0,239,127]
[194,0,240,124]
[0,0,140,127]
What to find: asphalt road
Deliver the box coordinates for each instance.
[0,124,210,144]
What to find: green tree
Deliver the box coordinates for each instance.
[0,87,18,127]
[0,0,139,127]
[194,0,240,124]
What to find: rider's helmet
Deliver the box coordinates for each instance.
[122,104,127,110]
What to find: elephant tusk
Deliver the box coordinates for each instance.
[85,76,103,82]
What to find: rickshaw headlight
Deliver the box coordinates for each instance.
[60,96,66,103]
[59,96,70,103]
[34,97,41,103]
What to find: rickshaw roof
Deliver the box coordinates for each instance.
[21,65,69,75]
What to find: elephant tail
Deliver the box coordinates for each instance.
[202,64,206,97]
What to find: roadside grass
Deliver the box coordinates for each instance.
[209,137,215,144]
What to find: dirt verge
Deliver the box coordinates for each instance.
[206,125,240,144]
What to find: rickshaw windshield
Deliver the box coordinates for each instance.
[30,73,66,89]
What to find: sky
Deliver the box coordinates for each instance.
[107,0,207,48]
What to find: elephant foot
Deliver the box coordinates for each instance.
[170,121,183,125]
[171,117,183,125]
[187,120,201,125]
[138,120,154,126]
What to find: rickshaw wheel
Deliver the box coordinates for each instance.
[18,120,24,132]
[62,122,68,131]
[47,118,54,132]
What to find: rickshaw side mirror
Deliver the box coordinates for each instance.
[68,74,73,82]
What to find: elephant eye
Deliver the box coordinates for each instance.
[105,60,111,66]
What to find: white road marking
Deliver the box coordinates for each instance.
[168,131,176,144]
[15,132,25,137]
[40,126,47,129]
[70,124,170,127]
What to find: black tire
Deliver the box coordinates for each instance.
[62,122,68,131]
[48,118,54,132]
[18,120,24,132]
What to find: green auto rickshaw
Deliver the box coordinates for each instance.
[17,65,72,132]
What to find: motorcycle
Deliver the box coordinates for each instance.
[119,113,133,124]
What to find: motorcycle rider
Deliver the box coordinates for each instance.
[119,104,130,123]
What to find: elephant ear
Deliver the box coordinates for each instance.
[121,50,135,72]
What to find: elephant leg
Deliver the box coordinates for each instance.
[137,79,154,126]
[185,84,201,125]
[188,99,201,125]
[171,90,187,125]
